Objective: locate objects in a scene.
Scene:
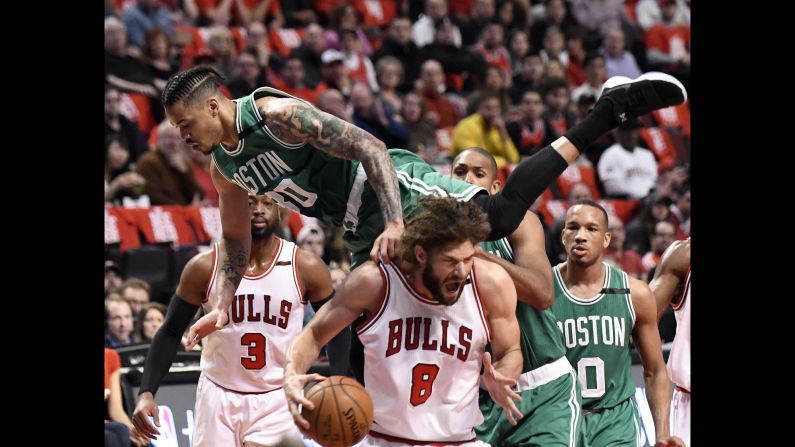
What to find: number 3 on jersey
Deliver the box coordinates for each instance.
[241,333,266,369]
[410,363,440,406]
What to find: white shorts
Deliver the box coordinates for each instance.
[361,433,489,447]
[670,388,690,446]
[193,373,301,447]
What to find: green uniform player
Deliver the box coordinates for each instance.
[549,200,684,447]
[210,86,484,268]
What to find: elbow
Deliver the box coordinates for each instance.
[538,291,554,310]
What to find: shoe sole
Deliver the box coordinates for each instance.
[601,71,687,103]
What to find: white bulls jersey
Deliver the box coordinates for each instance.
[356,262,491,443]
[201,238,306,393]
[667,267,690,391]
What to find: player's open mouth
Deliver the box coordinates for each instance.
[444,281,460,293]
[572,246,587,256]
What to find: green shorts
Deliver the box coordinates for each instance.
[579,398,641,447]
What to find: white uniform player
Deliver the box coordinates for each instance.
[667,267,690,444]
[194,239,305,446]
[356,262,491,446]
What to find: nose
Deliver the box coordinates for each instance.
[464,171,475,184]
[575,227,588,242]
[179,127,190,140]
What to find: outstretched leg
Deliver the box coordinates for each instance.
[476,72,687,240]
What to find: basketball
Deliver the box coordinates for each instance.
[302,376,374,447]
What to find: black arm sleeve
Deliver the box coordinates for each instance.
[138,295,200,396]
[472,145,569,240]
[310,291,351,376]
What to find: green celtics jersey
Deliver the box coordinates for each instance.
[211,87,485,265]
[479,238,566,372]
[551,262,636,411]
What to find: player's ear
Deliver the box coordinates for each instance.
[603,231,611,249]
[414,245,427,266]
[490,180,501,195]
[207,97,219,116]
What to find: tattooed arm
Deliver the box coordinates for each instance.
[260,97,404,261]
[186,162,251,336]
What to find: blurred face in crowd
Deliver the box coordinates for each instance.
[435,20,456,45]
[339,4,358,29]
[478,96,502,127]
[568,183,593,203]
[485,67,504,91]
[235,53,260,84]
[123,286,150,315]
[246,22,267,47]
[586,56,606,84]
[605,28,625,57]
[510,31,529,58]
[304,24,326,54]
[421,60,445,94]
[426,0,448,19]
[341,30,361,54]
[105,88,121,119]
[473,0,495,19]
[544,29,565,56]
[545,60,566,79]
[317,89,348,120]
[676,189,691,216]
[483,23,504,49]
[402,92,424,123]
[105,19,127,54]
[142,308,165,341]
[651,221,676,254]
[521,91,544,120]
[607,218,626,250]
[300,231,325,258]
[545,86,569,113]
[389,18,412,45]
[282,58,305,87]
[547,0,566,24]
[107,140,130,171]
[107,300,134,342]
[158,125,188,161]
[377,60,403,90]
[350,83,374,115]
[521,55,544,80]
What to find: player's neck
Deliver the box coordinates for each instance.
[561,259,606,288]
[249,234,280,271]
[404,265,434,300]
[219,99,240,148]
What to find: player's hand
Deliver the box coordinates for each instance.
[481,352,523,426]
[655,435,686,447]
[370,220,404,264]
[185,309,224,350]
[131,392,160,440]
[283,373,327,431]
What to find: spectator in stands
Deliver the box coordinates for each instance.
[339,28,379,91]
[138,302,168,343]
[290,23,327,89]
[412,0,462,48]
[121,278,153,319]
[142,28,177,96]
[316,88,351,121]
[466,66,511,116]
[226,50,270,99]
[544,59,567,82]
[542,77,575,137]
[105,17,159,99]
[530,0,575,52]
[105,136,146,204]
[496,0,529,33]
[296,224,325,258]
[625,192,672,255]
[372,17,422,93]
[507,29,531,75]
[281,0,318,28]
[206,26,238,79]
[509,52,545,104]
[105,85,148,162]
[136,121,202,205]
[105,348,149,447]
[569,0,624,43]
[234,0,279,27]
[417,59,461,128]
[191,149,219,206]
[604,216,644,279]
[272,56,328,104]
[325,2,373,55]
[601,26,642,79]
[540,26,568,67]
[571,53,606,104]
[319,49,353,97]
[105,260,124,296]
[350,82,410,149]
[566,28,588,88]
[642,220,677,279]
[507,89,556,157]
[419,17,486,92]
[243,22,275,69]
[460,0,496,47]
[122,0,174,49]
[401,91,439,160]
[452,93,519,169]
[645,0,690,89]
[474,20,512,87]
[106,294,137,347]
[669,182,690,238]
[597,118,658,199]
[376,56,406,114]
[636,0,690,32]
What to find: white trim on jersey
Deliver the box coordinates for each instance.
[343,164,368,232]
[250,86,310,150]
[291,244,306,304]
[355,263,391,334]
[243,237,284,280]
[395,171,484,202]
[554,262,611,305]
[671,267,690,311]
[386,261,446,306]
[219,99,245,156]
[205,242,220,300]
[566,369,580,447]
[622,271,636,327]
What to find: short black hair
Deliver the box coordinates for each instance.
[584,52,605,68]
[570,199,609,226]
[162,65,225,107]
[452,147,499,178]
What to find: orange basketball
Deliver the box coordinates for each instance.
[302,376,374,447]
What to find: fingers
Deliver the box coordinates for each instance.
[369,240,380,263]
[288,399,312,431]
[481,352,494,374]
[215,309,229,329]
[132,411,160,440]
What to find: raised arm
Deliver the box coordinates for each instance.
[207,162,251,329]
[261,97,405,261]
[474,259,524,425]
[132,250,210,441]
[630,278,683,446]
[475,211,554,310]
[283,261,385,430]
[649,238,690,321]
